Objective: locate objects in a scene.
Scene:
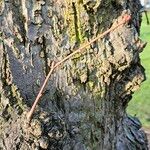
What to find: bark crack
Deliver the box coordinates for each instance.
[72,2,81,43]
[42,36,49,75]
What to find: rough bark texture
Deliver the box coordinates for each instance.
[0,0,148,149]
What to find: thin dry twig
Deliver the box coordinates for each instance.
[27,14,131,121]
[26,61,55,120]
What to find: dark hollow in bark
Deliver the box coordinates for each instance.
[0,0,148,149]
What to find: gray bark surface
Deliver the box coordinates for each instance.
[0,0,148,149]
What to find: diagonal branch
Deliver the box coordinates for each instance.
[27,14,131,121]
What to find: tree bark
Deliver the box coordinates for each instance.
[0,0,148,149]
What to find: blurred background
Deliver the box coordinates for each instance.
[127,3,150,128]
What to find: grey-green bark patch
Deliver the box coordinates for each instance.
[0,0,4,15]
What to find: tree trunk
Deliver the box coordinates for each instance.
[0,0,148,149]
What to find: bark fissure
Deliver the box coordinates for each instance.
[72,2,81,43]
[1,43,7,86]
[42,35,49,75]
